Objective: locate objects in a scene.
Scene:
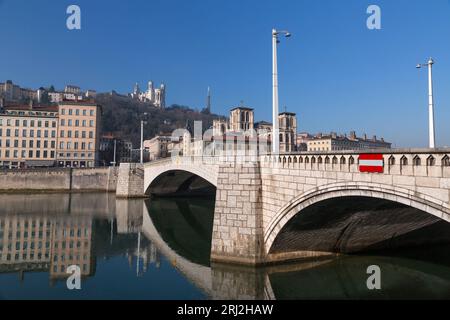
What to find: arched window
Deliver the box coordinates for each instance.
[311,157,316,164]
[325,156,330,164]
[332,156,338,165]
[442,155,450,167]
[318,157,323,164]
[401,156,408,166]
[305,157,310,164]
[349,156,355,165]
[427,155,436,166]
[413,156,421,166]
[389,156,395,166]
[340,157,346,165]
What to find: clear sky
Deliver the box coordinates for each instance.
[0,0,449,147]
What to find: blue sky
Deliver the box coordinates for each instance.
[0,0,449,147]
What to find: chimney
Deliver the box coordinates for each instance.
[363,133,367,140]
[349,131,356,140]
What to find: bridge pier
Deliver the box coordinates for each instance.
[211,161,266,266]
[116,163,147,198]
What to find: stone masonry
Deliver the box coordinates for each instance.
[116,163,146,198]
[211,162,265,265]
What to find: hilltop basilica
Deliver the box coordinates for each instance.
[130,81,166,109]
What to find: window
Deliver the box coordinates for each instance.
[36,151,40,158]
[75,120,79,127]
[14,129,19,137]
[60,142,64,149]
[23,120,27,127]
[28,150,33,158]
[60,130,64,138]
[22,129,26,137]
[61,119,65,126]
[69,109,73,115]
[30,130,34,138]
[89,131,93,139]
[90,110,94,116]
[29,140,33,148]
[89,120,94,127]
[68,120,72,126]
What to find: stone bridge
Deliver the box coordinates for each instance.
[144,149,450,266]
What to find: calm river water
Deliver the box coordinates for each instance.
[0,193,449,300]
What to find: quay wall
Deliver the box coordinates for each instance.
[0,167,118,192]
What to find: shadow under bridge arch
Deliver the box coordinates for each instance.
[145,169,217,197]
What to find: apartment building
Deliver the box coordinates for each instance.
[0,105,58,168]
[56,101,102,168]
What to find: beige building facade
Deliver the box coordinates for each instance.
[57,101,102,168]
[0,105,58,168]
[307,131,391,152]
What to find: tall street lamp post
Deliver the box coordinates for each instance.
[416,58,436,149]
[140,113,148,164]
[272,29,291,154]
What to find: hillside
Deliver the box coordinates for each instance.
[96,93,225,145]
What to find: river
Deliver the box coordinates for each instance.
[0,193,449,300]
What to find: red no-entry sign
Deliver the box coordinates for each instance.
[359,154,384,173]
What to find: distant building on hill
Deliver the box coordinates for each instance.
[130,81,166,109]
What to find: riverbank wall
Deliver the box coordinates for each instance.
[0,167,118,193]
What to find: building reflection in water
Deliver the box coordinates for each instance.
[0,194,161,284]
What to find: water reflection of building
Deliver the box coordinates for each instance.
[0,214,94,280]
[115,199,160,276]
[0,215,53,274]
[50,216,94,278]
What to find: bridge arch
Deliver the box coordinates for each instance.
[264,181,450,254]
[144,160,218,196]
